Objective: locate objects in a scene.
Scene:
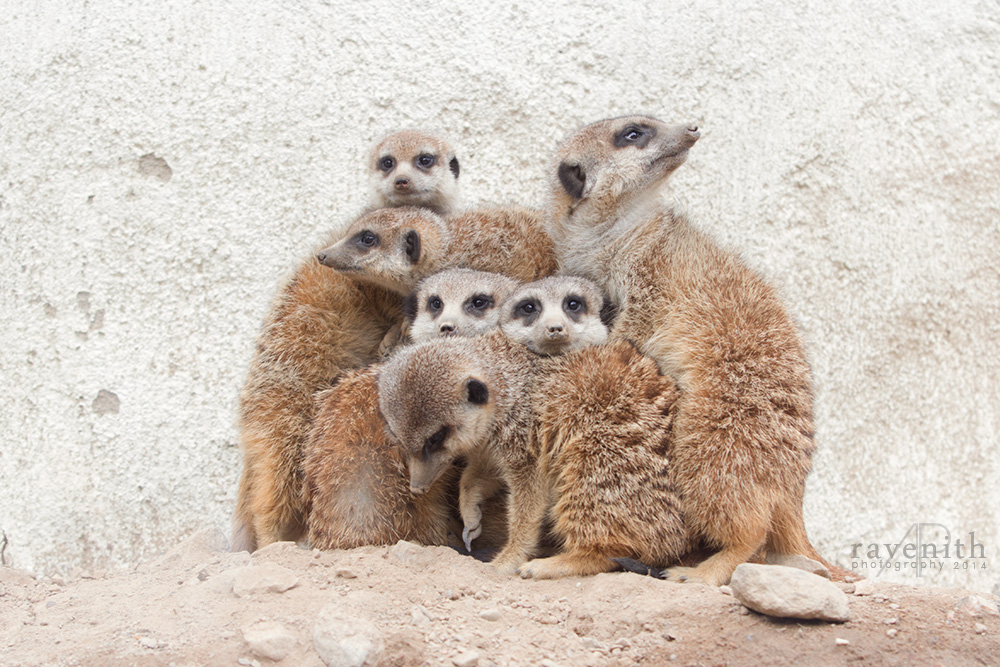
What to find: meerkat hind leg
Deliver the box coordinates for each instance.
[664,535,763,586]
[518,549,618,580]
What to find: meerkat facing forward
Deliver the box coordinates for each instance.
[547,115,839,585]
[499,276,609,356]
[303,269,520,551]
[369,130,460,215]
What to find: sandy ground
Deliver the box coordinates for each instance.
[2,527,999,667]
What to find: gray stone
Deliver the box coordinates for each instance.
[232,564,299,597]
[729,563,852,622]
[313,604,381,667]
[243,621,296,661]
[765,553,831,579]
[479,608,501,622]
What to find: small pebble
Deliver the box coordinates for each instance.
[479,608,501,622]
[335,568,358,579]
[719,585,733,596]
[889,603,900,610]
[453,650,480,667]
[886,628,898,638]
[975,623,988,635]
[885,618,898,625]
[835,638,850,646]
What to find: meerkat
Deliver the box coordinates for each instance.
[369,129,460,216]
[302,269,519,551]
[547,114,841,585]
[377,330,692,578]
[317,205,557,287]
[499,276,609,356]
[233,131,462,552]
[406,269,521,342]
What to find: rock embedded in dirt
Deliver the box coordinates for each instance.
[729,563,852,622]
[243,620,296,661]
[231,564,300,597]
[975,623,988,635]
[313,604,382,667]
[852,578,876,596]
[955,594,1000,617]
[452,649,480,666]
[765,553,831,579]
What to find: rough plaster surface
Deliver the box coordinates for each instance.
[1,2,998,594]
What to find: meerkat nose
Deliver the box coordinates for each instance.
[439,323,456,336]
[685,126,701,144]
[410,484,426,495]
[394,178,411,191]
[316,252,328,263]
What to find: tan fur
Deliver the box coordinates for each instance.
[302,270,518,553]
[234,136,461,552]
[369,130,460,215]
[233,249,403,551]
[521,341,692,578]
[547,115,842,585]
[499,276,609,356]
[302,366,454,549]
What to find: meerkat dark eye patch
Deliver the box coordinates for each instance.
[426,295,443,317]
[464,294,493,317]
[415,153,437,171]
[422,425,451,457]
[378,156,396,172]
[563,295,588,321]
[449,156,460,178]
[557,162,586,200]
[614,124,656,149]
[512,298,541,326]
[354,230,380,249]
[466,378,489,406]
[404,229,421,264]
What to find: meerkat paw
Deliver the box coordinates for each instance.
[518,552,615,580]
[462,524,482,552]
[378,323,404,358]
[490,552,528,576]
[663,565,725,586]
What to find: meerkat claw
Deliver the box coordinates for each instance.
[462,525,481,552]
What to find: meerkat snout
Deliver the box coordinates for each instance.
[500,276,608,356]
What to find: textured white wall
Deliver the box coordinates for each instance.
[1,1,998,593]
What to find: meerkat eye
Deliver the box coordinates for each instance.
[379,156,395,172]
[467,294,493,311]
[415,153,437,169]
[422,425,450,457]
[359,231,377,247]
[515,299,538,316]
[428,296,443,312]
[565,298,582,312]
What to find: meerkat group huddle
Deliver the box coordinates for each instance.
[233,116,842,586]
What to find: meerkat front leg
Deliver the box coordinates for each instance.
[377,321,407,358]
[489,464,549,575]
[458,456,503,551]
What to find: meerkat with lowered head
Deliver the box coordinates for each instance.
[547,114,840,585]
[369,130,460,215]
[233,131,462,552]
[302,269,521,551]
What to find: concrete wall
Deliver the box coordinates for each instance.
[1,1,997,593]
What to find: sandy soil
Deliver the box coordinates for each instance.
[2,527,998,667]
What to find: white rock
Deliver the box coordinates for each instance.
[313,604,381,667]
[835,638,850,646]
[453,650,480,667]
[719,585,733,596]
[765,553,831,579]
[955,595,1000,618]
[851,578,876,596]
[243,620,296,661]
[389,540,436,568]
[729,563,852,622]
[975,623,988,635]
[886,628,898,638]
[479,608,501,622]
[232,564,299,597]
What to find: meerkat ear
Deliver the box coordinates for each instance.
[404,230,421,264]
[402,292,418,322]
[599,296,618,328]
[557,162,586,199]
[449,156,460,179]
[466,378,489,406]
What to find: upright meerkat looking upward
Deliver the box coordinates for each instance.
[369,130,460,215]
[548,115,833,586]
